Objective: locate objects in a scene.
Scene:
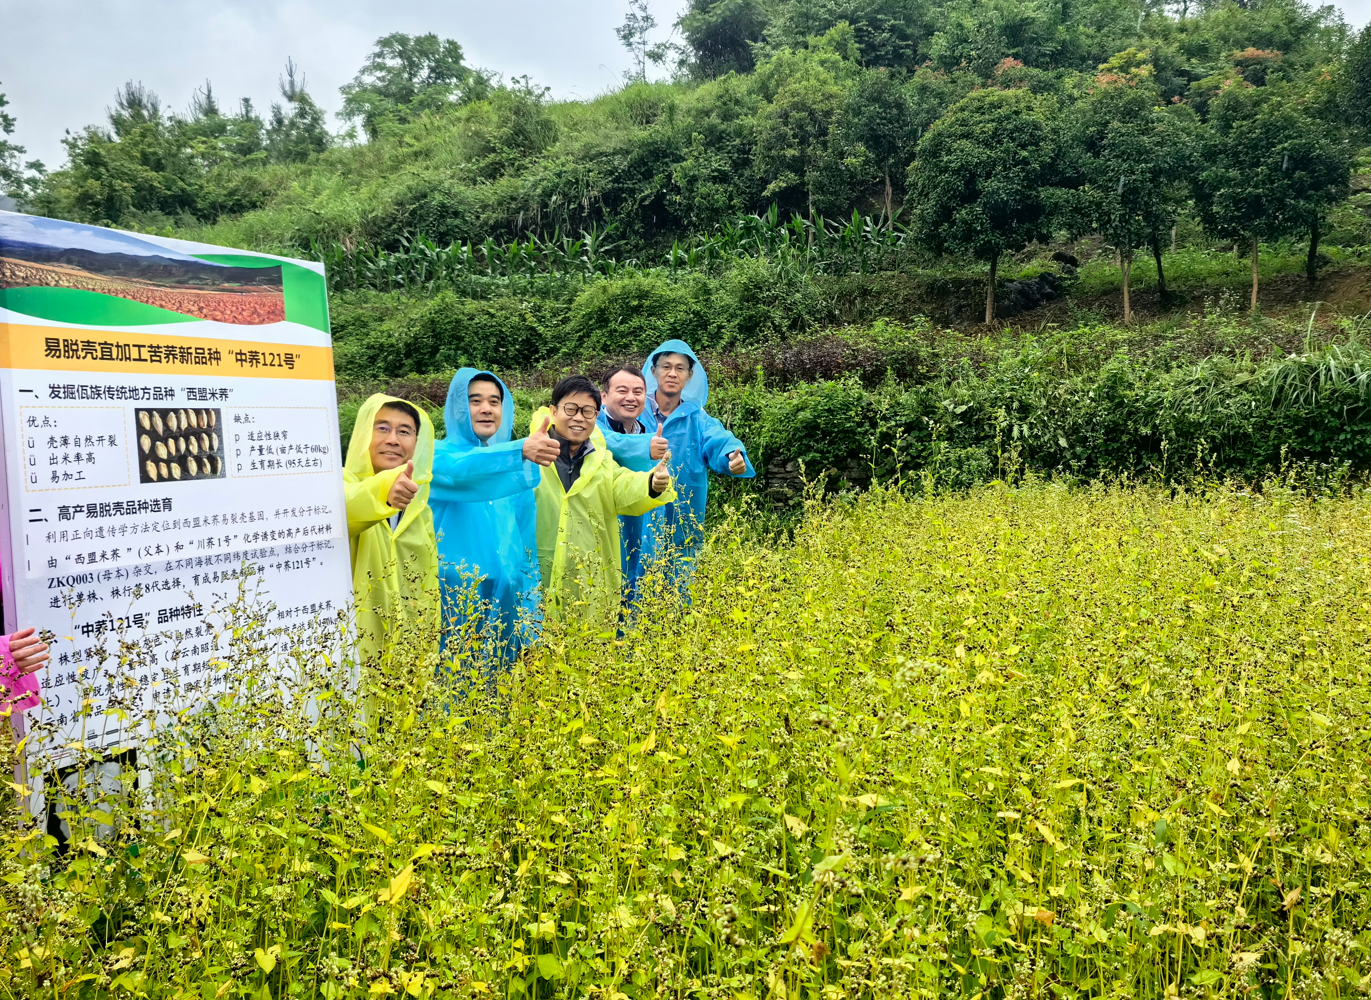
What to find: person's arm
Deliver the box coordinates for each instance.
[344,467,405,537]
[611,460,676,517]
[699,412,755,478]
[601,424,657,472]
[431,440,540,504]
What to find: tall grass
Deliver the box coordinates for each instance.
[4,481,1371,997]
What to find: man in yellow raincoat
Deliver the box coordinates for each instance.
[344,393,439,668]
[534,376,675,623]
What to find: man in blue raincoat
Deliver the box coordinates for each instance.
[597,366,669,601]
[601,339,755,597]
[431,368,560,666]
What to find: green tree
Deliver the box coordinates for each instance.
[834,68,916,228]
[1072,81,1199,323]
[1340,23,1371,139]
[909,87,1067,323]
[764,0,927,70]
[0,86,25,194]
[678,0,769,78]
[618,0,676,82]
[751,27,861,221]
[1194,86,1351,309]
[267,60,331,164]
[340,33,488,139]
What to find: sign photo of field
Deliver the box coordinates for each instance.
[0,213,286,326]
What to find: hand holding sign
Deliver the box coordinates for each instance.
[388,461,419,511]
[7,627,48,677]
[523,415,560,466]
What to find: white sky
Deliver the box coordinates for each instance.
[2,0,1370,172]
[0,0,650,170]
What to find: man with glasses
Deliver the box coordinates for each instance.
[603,340,754,597]
[532,375,675,623]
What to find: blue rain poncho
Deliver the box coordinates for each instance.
[430,368,542,664]
[600,339,755,593]
[595,409,653,599]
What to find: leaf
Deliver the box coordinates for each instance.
[360,821,395,845]
[1282,885,1302,910]
[1053,778,1083,789]
[248,775,267,795]
[716,733,741,750]
[812,851,850,875]
[712,839,735,856]
[424,780,448,795]
[535,954,564,980]
[1034,822,1066,851]
[377,865,413,905]
[408,844,438,863]
[1204,799,1231,817]
[253,946,278,974]
[778,898,816,945]
[783,813,809,836]
[183,849,210,865]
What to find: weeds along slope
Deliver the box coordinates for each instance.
[5,483,1371,997]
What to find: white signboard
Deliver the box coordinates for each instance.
[0,211,351,759]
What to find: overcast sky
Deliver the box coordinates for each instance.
[0,0,647,170]
[3,0,1371,173]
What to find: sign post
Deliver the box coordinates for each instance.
[0,212,352,764]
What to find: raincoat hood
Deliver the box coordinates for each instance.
[345,393,435,532]
[444,368,514,450]
[643,339,708,407]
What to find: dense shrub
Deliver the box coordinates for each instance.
[709,343,1371,496]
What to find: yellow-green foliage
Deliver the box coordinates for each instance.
[5,482,1371,998]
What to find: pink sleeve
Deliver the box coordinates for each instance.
[0,633,41,713]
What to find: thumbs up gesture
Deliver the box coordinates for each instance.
[522,415,560,466]
[650,420,668,461]
[651,453,672,495]
[728,448,747,476]
[388,461,419,511]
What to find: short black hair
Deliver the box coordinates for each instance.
[377,400,421,431]
[602,366,646,391]
[468,373,504,399]
[551,375,602,411]
[652,350,695,370]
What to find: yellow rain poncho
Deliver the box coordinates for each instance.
[344,394,439,668]
[532,406,676,623]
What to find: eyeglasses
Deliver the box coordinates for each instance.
[558,403,599,419]
[655,363,691,374]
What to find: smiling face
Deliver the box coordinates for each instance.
[369,405,418,472]
[653,352,694,397]
[553,391,599,445]
[604,370,647,425]
[467,377,504,442]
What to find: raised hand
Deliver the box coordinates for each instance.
[650,420,668,461]
[7,627,48,677]
[388,461,419,511]
[728,449,747,476]
[651,453,672,494]
[523,415,560,466]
